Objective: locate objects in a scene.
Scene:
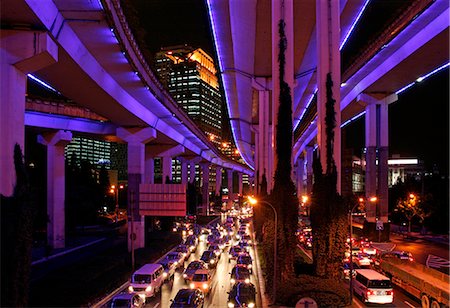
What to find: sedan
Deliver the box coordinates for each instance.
[165,251,185,269]
[183,260,207,282]
[236,254,253,273]
[227,282,256,308]
[189,269,212,294]
[175,244,191,259]
[200,250,219,268]
[111,293,144,308]
[229,246,244,262]
[170,288,204,308]
[230,266,251,285]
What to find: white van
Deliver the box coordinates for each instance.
[128,264,164,300]
[353,269,394,304]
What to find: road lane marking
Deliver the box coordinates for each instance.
[404,300,416,308]
[426,254,450,269]
[152,303,160,308]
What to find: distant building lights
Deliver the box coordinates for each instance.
[340,0,371,50]
[388,159,418,165]
[396,62,449,95]
[27,74,59,93]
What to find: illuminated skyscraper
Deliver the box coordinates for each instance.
[155,45,222,142]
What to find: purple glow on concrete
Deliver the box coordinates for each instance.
[340,0,371,50]
[341,2,448,110]
[28,74,59,93]
[340,110,365,128]
[294,87,318,130]
[96,0,104,10]
[396,62,450,94]
[206,0,254,170]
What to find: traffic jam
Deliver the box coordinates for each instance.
[109,208,259,308]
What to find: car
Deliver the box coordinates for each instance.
[240,234,252,244]
[200,250,219,268]
[183,260,207,282]
[185,235,198,252]
[207,234,217,245]
[213,237,226,250]
[391,250,414,261]
[342,262,360,280]
[236,254,253,273]
[227,282,257,308]
[170,288,205,308]
[159,260,177,281]
[175,244,191,259]
[230,266,251,284]
[362,246,377,256]
[229,246,244,262]
[111,293,144,308]
[129,264,165,300]
[165,251,185,269]
[238,241,251,252]
[208,244,222,258]
[353,253,372,267]
[189,269,212,294]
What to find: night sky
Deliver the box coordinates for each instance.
[126,0,449,175]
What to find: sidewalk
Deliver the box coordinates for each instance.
[390,224,449,246]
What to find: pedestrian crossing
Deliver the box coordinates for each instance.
[426,254,450,269]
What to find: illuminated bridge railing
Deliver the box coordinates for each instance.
[26,98,108,122]
[343,0,433,81]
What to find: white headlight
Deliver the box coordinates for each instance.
[183,274,187,278]
[248,303,255,308]
[128,286,134,292]
[174,261,178,265]
[145,286,152,292]
[228,303,235,308]
[230,278,235,284]
[163,272,168,278]
[248,264,252,269]
[210,260,215,264]
[245,278,250,283]
[215,251,220,256]
[190,283,195,289]
[203,283,208,289]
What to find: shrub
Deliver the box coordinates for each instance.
[277,275,350,307]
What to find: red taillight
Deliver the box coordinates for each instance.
[367,290,375,296]
[386,290,393,296]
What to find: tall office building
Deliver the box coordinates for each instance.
[155,45,222,142]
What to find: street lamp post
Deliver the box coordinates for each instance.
[248,196,278,303]
[110,184,124,223]
[349,198,363,303]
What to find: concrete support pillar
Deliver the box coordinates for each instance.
[296,158,305,199]
[238,172,243,196]
[200,163,210,215]
[181,159,188,185]
[253,78,272,192]
[162,156,172,182]
[38,130,72,249]
[1,30,57,196]
[227,169,233,209]
[316,0,341,192]
[215,166,223,195]
[144,150,154,184]
[361,93,396,224]
[272,0,294,190]
[306,146,314,194]
[117,127,156,250]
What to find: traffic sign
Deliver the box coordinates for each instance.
[376,221,384,231]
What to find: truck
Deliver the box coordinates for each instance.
[375,256,449,308]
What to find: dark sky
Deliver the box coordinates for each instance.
[127,0,449,175]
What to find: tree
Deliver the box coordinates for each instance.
[396,193,431,233]
[309,73,347,280]
[261,19,299,301]
[1,144,36,307]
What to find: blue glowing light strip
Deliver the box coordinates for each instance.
[340,0,371,51]
[294,88,318,131]
[340,111,366,128]
[206,0,254,170]
[396,62,450,95]
[27,74,60,93]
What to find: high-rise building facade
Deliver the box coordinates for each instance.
[155,45,222,142]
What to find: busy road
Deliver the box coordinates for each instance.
[102,212,262,308]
